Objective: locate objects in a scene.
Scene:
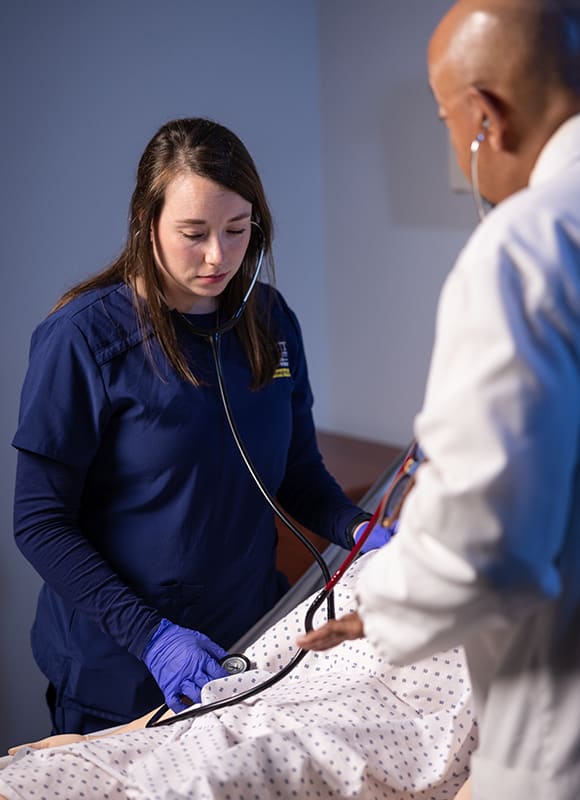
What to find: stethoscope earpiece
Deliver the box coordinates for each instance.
[470,120,491,223]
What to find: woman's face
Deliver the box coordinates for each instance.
[152,172,253,313]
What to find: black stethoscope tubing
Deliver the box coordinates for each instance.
[146,246,338,728]
[211,329,335,610]
[146,236,416,728]
[171,241,335,604]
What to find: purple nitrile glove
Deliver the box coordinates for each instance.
[142,619,229,712]
[354,520,398,554]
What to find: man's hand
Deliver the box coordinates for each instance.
[296,611,364,651]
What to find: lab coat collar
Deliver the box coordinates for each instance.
[530,112,580,187]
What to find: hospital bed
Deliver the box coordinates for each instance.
[0,445,476,800]
[0,442,405,760]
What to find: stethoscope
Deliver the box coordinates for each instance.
[146,234,421,728]
[168,228,338,607]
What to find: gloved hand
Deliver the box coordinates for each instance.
[142,619,229,712]
[353,520,398,554]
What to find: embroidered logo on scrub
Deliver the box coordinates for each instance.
[273,340,291,379]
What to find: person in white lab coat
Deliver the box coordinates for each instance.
[299,1,580,798]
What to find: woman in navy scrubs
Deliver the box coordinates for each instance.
[12,118,370,735]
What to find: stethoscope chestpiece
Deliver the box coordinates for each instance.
[220,653,251,674]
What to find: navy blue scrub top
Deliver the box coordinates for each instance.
[13,282,366,723]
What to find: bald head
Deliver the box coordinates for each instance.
[430,0,580,112]
[429,0,580,203]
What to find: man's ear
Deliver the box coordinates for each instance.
[467,87,512,152]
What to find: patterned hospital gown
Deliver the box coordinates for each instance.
[0,555,476,799]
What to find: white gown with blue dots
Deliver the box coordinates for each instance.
[0,554,476,799]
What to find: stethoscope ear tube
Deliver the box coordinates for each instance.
[175,234,266,340]
[209,332,336,616]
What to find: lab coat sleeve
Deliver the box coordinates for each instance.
[357,211,580,665]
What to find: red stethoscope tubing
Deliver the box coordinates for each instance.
[323,439,418,593]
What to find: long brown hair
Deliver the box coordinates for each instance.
[53,118,279,388]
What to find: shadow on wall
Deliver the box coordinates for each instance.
[379,77,477,231]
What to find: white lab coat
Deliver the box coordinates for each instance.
[358,114,580,800]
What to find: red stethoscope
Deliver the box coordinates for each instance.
[146,439,424,728]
